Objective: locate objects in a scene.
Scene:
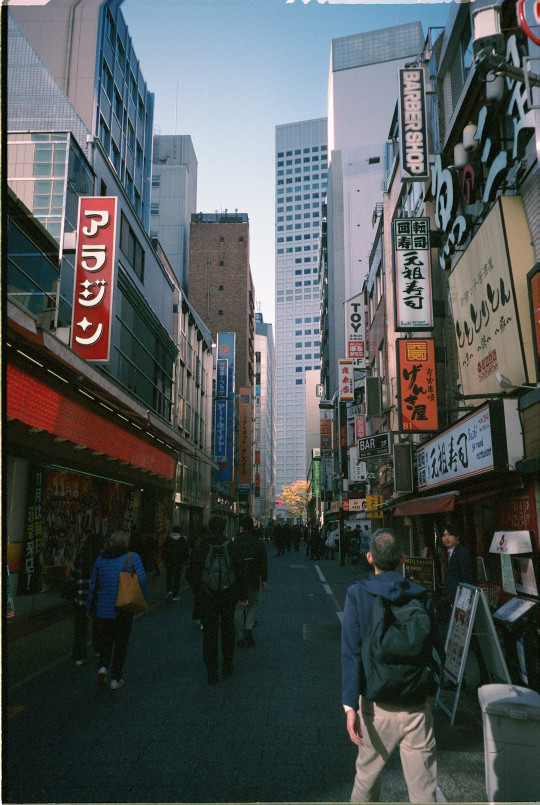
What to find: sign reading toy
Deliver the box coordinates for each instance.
[345,294,366,365]
[398,68,429,181]
[393,217,433,330]
[396,338,438,432]
[71,197,117,361]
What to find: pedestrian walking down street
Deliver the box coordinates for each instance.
[69,532,101,665]
[189,516,247,685]
[341,528,446,803]
[162,526,189,600]
[185,530,205,628]
[233,516,268,647]
[86,530,148,690]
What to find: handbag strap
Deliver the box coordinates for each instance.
[123,551,134,573]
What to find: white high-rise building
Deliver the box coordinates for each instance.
[274,118,327,510]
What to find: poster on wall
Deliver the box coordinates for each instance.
[17,466,133,595]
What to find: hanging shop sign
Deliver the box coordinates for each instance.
[238,387,251,493]
[417,399,524,491]
[398,67,429,181]
[448,196,535,396]
[348,445,367,483]
[216,358,229,399]
[214,399,227,465]
[320,409,333,456]
[71,196,117,361]
[432,34,536,271]
[345,294,366,365]
[339,358,354,401]
[396,338,438,432]
[392,217,434,330]
[342,498,366,513]
[358,432,391,459]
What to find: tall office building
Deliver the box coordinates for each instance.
[253,312,276,526]
[10,0,154,230]
[150,135,198,290]
[274,118,328,508]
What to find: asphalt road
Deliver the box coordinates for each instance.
[4,548,489,804]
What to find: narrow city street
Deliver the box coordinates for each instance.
[5,550,487,804]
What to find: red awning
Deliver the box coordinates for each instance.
[394,492,458,516]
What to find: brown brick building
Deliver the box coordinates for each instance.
[188,212,255,390]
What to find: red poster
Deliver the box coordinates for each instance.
[397,338,438,432]
[71,196,117,361]
[238,387,251,487]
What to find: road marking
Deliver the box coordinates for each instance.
[315,564,344,623]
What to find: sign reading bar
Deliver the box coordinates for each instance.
[398,68,429,181]
[71,196,117,361]
[393,217,433,330]
[358,432,391,459]
[396,338,438,432]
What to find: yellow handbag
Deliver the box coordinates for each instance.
[116,552,148,614]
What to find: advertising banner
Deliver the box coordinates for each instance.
[345,294,366,365]
[238,387,251,491]
[216,358,228,399]
[216,333,236,483]
[339,359,354,401]
[398,68,429,181]
[396,338,438,432]
[393,217,433,330]
[448,197,535,395]
[71,196,117,361]
[214,399,227,465]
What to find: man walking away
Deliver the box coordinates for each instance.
[190,516,247,685]
[341,528,445,803]
[162,526,189,600]
[86,530,148,690]
[233,516,268,647]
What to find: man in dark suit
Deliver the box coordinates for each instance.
[441,522,475,606]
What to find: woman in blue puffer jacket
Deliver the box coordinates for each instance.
[86,530,148,690]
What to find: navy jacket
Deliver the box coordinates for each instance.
[445,542,475,605]
[341,570,445,710]
[87,547,148,619]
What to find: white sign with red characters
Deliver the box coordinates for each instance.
[71,197,117,362]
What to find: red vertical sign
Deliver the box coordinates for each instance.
[238,387,251,489]
[396,338,438,432]
[71,197,117,362]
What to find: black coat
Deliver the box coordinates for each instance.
[445,541,476,605]
[162,535,189,568]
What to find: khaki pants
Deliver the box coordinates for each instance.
[350,697,437,803]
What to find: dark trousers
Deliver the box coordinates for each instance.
[166,564,183,596]
[94,613,133,681]
[200,594,235,674]
[72,605,89,660]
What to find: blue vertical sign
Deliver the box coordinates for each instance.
[216,333,236,483]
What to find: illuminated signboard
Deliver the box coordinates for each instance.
[398,68,429,181]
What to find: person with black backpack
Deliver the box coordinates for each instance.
[341,528,446,803]
[189,516,247,685]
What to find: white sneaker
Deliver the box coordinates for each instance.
[110,679,124,690]
[173,596,181,601]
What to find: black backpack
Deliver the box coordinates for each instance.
[201,541,236,593]
[361,595,442,705]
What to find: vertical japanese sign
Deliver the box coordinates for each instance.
[216,333,236,483]
[312,448,320,499]
[17,467,43,595]
[398,68,429,181]
[345,294,366,366]
[396,338,438,432]
[393,217,433,330]
[71,197,117,361]
[320,409,333,456]
[339,359,354,401]
[238,387,252,493]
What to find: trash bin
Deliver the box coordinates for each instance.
[478,684,540,802]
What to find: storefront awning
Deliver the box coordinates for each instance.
[394,491,459,516]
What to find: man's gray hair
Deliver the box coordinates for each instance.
[109,530,130,546]
[369,528,403,572]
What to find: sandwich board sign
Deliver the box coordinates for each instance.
[435,583,511,725]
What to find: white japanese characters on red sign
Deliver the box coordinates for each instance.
[71,197,117,361]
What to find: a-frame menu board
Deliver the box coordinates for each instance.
[435,583,511,725]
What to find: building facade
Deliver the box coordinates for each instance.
[150,134,198,290]
[10,0,154,230]
[274,118,328,509]
[253,312,276,526]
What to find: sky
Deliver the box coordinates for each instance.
[122,0,452,323]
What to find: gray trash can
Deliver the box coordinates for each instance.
[478,684,540,802]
